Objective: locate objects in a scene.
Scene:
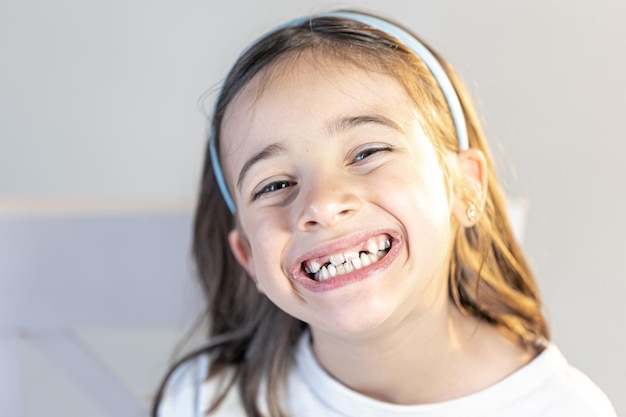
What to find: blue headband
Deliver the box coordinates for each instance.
[210,11,469,214]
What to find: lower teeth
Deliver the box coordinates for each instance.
[312,249,388,281]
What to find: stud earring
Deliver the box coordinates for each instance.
[255,281,263,293]
[466,205,477,223]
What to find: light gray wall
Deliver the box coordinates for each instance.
[2,0,624,415]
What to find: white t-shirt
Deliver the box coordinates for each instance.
[158,335,616,417]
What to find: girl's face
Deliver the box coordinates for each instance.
[222,57,475,338]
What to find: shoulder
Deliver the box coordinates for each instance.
[543,360,616,416]
[514,344,617,417]
[156,354,210,417]
[156,354,246,417]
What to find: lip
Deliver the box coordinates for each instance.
[289,230,403,292]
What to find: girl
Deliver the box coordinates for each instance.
[154,10,616,417]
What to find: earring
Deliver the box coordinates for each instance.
[466,205,477,223]
[255,281,263,293]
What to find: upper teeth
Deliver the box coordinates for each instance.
[303,236,391,281]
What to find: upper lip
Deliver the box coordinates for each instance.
[288,229,400,277]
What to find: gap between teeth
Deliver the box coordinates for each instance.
[314,250,387,281]
[304,238,391,282]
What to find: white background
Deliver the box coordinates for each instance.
[1,0,624,415]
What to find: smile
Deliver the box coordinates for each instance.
[302,235,392,281]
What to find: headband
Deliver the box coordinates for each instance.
[210,11,469,214]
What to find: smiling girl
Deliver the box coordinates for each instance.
[153,10,615,417]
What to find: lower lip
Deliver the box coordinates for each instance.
[291,239,402,292]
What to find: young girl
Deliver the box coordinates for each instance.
[153,10,616,417]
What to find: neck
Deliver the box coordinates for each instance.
[310,303,533,404]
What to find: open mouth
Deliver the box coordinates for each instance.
[302,234,392,282]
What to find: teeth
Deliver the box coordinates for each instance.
[306,236,393,281]
[329,254,345,266]
[319,266,330,281]
[344,251,359,261]
[367,240,378,254]
[308,260,321,274]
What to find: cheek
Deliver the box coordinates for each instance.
[381,165,453,254]
[383,165,452,218]
[247,216,289,274]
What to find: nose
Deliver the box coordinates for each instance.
[296,173,361,231]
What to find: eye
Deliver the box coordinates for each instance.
[252,180,296,201]
[352,146,391,163]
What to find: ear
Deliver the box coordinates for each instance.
[228,228,257,280]
[451,148,488,227]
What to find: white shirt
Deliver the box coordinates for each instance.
[159,335,617,417]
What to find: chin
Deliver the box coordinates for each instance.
[309,298,398,337]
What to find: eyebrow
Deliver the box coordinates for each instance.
[237,143,287,190]
[325,114,403,136]
[236,114,402,191]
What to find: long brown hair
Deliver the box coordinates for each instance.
[153,11,548,417]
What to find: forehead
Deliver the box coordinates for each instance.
[222,55,412,137]
[219,55,420,181]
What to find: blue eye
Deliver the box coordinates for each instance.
[353,146,391,163]
[253,180,295,200]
